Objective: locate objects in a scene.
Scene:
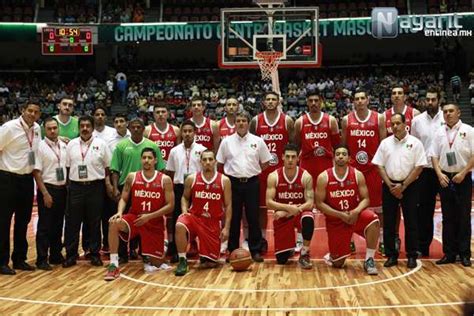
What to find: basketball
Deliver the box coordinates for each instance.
[229,248,253,272]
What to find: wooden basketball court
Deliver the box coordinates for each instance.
[0,208,473,315]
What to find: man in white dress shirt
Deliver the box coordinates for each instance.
[430,103,474,267]
[372,113,426,269]
[166,120,206,261]
[63,115,113,268]
[0,100,41,275]
[33,117,68,270]
[217,110,272,262]
[410,87,444,257]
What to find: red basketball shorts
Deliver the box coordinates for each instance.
[120,213,165,259]
[273,210,314,254]
[325,209,379,261]
[177,213,221,261]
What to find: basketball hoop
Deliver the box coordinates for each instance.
[255,51,283,81]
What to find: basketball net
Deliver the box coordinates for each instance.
[256,51,282,96]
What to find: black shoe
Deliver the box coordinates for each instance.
[119,256,129,265]
[460,257,472,267]
[170,254,178,264]
[383,257,398,267]
[436,256,456,265]
[49,255,65,265]
[36,262,53,271]
[62,258,77,268]
[407,257,417,269]
[251,253,264,263]
[129,249,138,260]
[261,238,268,253]
[90,256,103,267]
[13,261,35,271]
[84,252,92,260]
[0,265,16,275]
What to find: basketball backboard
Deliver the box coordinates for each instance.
[219,6,320,69]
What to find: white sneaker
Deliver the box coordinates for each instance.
[144,262,172,273]
[242,239,249,251]
[295,233,303,253]
[220,240,228,254]
[323,253,333,266]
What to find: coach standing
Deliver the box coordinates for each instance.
[217,110,272,262]
[430,103,473,267]
[33,118,68,270]
[372,113,426,269]
[63,115,113,268]
[0,100,41,274]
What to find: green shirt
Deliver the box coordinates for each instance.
[110,137,165,185]
[55,115,79,140]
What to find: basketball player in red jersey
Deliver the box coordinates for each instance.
[250,91,294,251]
[175,150,232,276]
[218,98,238,141]
[384,86,420,249]
[341,89,386,253]
[315,145,380,275]
[190,97,220,151]
[266,144,314,269]
[145,103,181,163]
[104,148,174,281]
[294,91,340,190]
[384,86,420,135]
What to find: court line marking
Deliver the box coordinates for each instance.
[0,296,469,311]
[120,260,423,292]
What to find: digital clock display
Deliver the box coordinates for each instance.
[42,27,93,55]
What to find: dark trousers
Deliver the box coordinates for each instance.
[36,185,67,264]
[228,176,262,255]
[383,180,419,259]
[168,184,184,256]
[416,168,439,254]
[64,181,104,259]
[101,194,116,249]
[439,172,472,258]
[0,171,34,266]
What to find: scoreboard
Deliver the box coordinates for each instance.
[42,27,93,55]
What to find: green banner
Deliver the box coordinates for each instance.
[1,14,473,42]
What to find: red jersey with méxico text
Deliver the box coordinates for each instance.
[129,171,166,223]
[148,123,178,161]
[300,112,334,161]
[189,172,225,220]
[219,117,235,140]
[192,117,214,150]
[346,111,380,173]
[384,105,414,135]
[255,111,289,168]
[275,167,306,206]
[325,167,360,222]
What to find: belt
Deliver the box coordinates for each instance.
[0,170,32,178]
[442,171,463,178]
[70,180,104,186]
[45,183,67,189]
[229,175,258,183]
[388,178,405,184]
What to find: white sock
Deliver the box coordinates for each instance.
[366,248,376,260]
[261,229,266,239]
[301,246,309,255]
[110,253,119,267]
[178,253,186,259]
[379,229,384,242]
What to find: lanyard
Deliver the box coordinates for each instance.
[46,140,61,165]
[19,118,34,149]
[80,138,93,162]
[446,125,460,149]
